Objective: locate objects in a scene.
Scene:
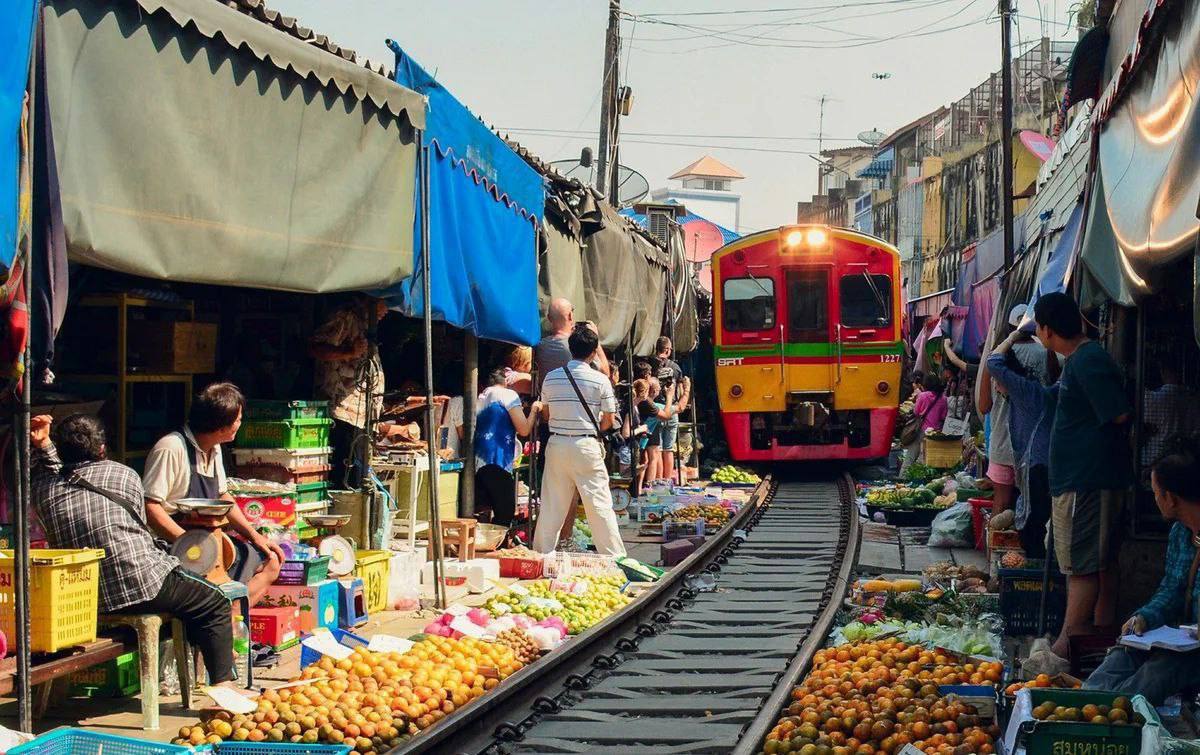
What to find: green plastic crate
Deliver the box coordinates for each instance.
[295,481,330,504]
[68,650,140,698]
[957,487,993,502]
[238,418,332,449]
[246,400,330,421]
[1018,689,1146,755]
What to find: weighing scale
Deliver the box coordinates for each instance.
[299,513,358,577]
[169,499,254,585]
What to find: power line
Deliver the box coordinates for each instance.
[633,0,946,17]
[507,130,830,157]
[497,126,864,142]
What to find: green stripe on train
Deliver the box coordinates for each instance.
[714,343,904,358]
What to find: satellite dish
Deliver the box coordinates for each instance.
[549,159,650,207]
[857,129,887,146]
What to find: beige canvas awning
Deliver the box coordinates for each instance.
[44,0,426,292]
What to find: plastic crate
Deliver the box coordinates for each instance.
[299,627,368,668]
[957,487,993,502]
[68,650,140,698]
[295,481,330,505]
[924,436,962,468]
[0,549,105,653]
[662,519,704,541]
[998,560,1065,636]
[542,551,622,579]
[883,508,940,528]
[245,399,331,421]
[275,556,331,586]
[231,447,333,470]
[213,744,351,755]
[9,729,191,755]
[237,419,333,449]
[353,550,392,615]
[235,462,331,486]
[1016,689,1146,755]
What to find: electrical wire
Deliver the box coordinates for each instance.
[496,126,863,142]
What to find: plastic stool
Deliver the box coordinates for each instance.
[428,518,477,562]
[98,614,191,730]
[337,578,368,627]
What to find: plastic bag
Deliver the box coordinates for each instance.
[927,501,974,548]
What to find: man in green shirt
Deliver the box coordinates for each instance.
[1034,292,1131,659]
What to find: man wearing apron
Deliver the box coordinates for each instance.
[143,382,284,606]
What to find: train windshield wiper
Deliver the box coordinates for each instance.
[861,271,888,322]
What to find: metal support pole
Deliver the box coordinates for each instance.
[14,259,31,732]
[595,0,620,197]
[363,301,380,548]
[999,0,1016,270]
[625,330,638,489]
[460,332,478,517]
[420,143,445,609]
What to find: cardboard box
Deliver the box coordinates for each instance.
[128,321,218,374]
[250,606,301,649]
[255,580,339,633]
[235,493,297,529]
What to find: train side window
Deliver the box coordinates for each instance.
[723,277,776,331]
[840,274,893,327]
[787,269,829,342]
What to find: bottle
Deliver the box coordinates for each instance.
[232,617,250,678]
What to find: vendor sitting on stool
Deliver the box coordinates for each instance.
[1085,439,1200,705]
[143,382,284,605]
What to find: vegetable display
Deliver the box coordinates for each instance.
[711,465,760,484]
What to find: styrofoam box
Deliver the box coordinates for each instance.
[420,558,500,594]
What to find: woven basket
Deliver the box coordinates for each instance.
[924,436,962,468]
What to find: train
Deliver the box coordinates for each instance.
[712,225,904,462]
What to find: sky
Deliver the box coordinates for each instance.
[269,0,1082,233]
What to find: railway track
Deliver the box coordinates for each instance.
[393,474,859,755]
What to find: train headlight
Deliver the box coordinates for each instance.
[876,381,890,395]
[729,383,744,398]
[806,228,828,247]
[785,230,803,247]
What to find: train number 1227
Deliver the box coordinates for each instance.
[879,354,901,363]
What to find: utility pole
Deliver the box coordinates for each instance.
[999,0,1016,270]
[816,95,828,193]
[596,0,620,199]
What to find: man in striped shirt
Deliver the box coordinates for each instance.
[534,325,627,556]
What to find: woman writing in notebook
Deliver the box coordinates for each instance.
[1084,439,1200,704]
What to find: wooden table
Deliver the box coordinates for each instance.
[0,638,131,713]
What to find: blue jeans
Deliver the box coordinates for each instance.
[1084,645,1200,706]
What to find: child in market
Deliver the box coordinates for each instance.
[901,374,948,474]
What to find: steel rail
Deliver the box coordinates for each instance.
[731,472,861,754]
[389,477,776,755]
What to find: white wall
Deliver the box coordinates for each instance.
[651,187,741,231]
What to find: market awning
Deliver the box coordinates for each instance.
[538,202,589,330]
[580,200,640,350]
[909,288,954,318]
[386,42,543,346]
[668,223,699,354]
[0,0,37,273]
[629,233,667,356]
[1091,0,1200,298]
[1027,202,1085,311]
[857,146,895,180]
[1079,162,1137,308]
[43,0,425,293]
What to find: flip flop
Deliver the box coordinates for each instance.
[250,642,281,669]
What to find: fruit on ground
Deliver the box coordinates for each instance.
[762,639,1002,755]
[170,637,524,754]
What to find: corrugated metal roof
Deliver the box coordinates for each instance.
[132,0,425,126]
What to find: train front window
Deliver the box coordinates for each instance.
[723,277,775,331]
[840,274,892,327]
[786,269,828,342]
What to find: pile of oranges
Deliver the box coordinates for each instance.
[1004,673,1081,696]
[761,638,1003,755]
[173,636,524,754]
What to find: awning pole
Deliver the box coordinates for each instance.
[420,141,445,610]
[460,332,477,518]
[15,14,37,731]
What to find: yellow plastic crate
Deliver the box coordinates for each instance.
[924,437,962,468]
[0,549,105,653]
[353,550,392,615]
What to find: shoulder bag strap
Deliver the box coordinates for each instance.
[66,471,154,533]
[563,365,603,439]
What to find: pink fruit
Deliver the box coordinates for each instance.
[423,621,444,635]
[466,608,491,626]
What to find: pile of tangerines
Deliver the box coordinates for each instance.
[762,638,1003,755]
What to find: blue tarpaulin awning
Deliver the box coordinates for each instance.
[385,41,544,346]
[1029,202,1084,308]
[857,146,895,180]
[1,1,38,272]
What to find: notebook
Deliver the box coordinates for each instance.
[1119,624,1200,652]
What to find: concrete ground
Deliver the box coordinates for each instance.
[0,520,665,740]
